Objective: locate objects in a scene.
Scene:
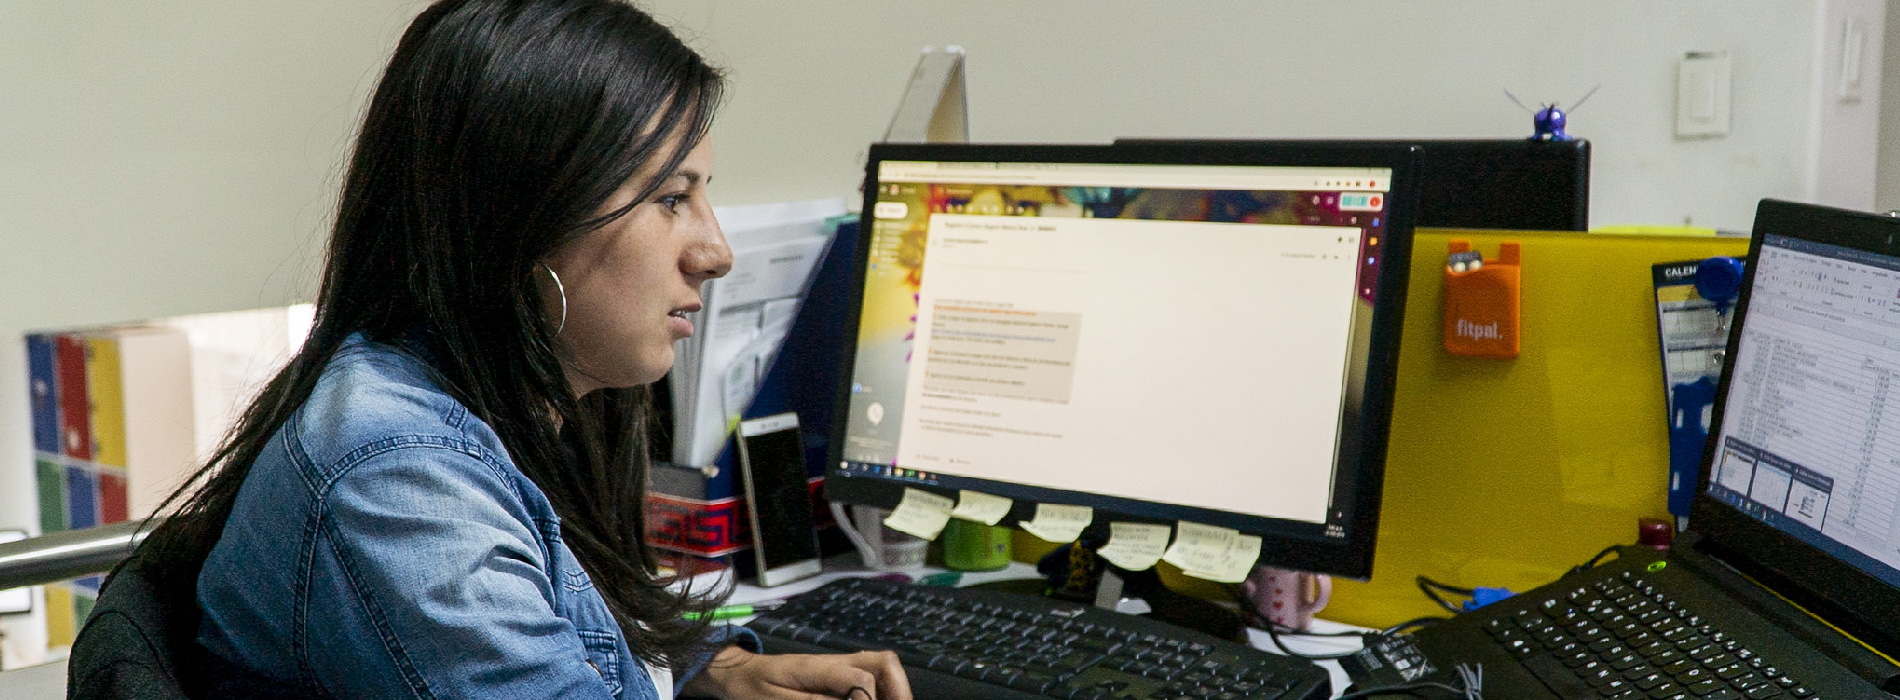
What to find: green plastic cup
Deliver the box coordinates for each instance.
[942,519,1012,571]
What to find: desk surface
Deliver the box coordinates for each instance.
[686,554,1365,697]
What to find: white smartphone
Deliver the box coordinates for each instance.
[736,412,823,586]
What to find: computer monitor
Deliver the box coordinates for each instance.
[1119,139,1590,231]
[823,142,1419,579]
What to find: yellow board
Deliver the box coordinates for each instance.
[1325,228,1750,628]
[45,585,75,649]
[85,336,127,468]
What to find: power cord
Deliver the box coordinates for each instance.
[1415,576,1473,614]
[1335,662,1482,700]
[1416,543,1626,613]
[1232,581,1449,661]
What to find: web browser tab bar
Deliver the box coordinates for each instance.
[879,161,1391,192]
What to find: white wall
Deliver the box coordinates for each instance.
[0,1,417,667]
[1810,0,1889,210]
[1880,0,1900,211]
[646,0,1882,233]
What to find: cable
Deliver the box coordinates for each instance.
[1336,662,1483,700]
[1415,576,1471,614]
[1414,544,1626,614]
[1569,544,1621,576]
[1226,583,1372,660]
[1259,623,1365,661]
[1380,616,1449,636]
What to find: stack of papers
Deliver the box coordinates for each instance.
[669,198,847,468]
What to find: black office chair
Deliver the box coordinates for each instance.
[66,556,196,700]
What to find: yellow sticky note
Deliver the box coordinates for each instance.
[1019,504,1093,543]
[1096,522,1172,571]
[1180,534,1263,584]
[1161,521,1239,572]
[883,488,955,541]
[949,490,1012,525]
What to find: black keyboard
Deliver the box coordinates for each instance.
[745,577,1330,700]
[1486,569,1815,699]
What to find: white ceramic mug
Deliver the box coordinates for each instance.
[831,503,927,572]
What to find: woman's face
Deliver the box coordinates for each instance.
[543,139,730,394]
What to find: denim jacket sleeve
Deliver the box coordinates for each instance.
[306,442,619,700]
[673,625,763,693]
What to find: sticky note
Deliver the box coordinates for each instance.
[1019,504,1093,543]
[1096,522,1172,571]
[1161,521,1240,572]
[949,490,1013,525]
[1180,534,1263,584]
[883,488,955,541]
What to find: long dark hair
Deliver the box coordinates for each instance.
[139,0,726,669]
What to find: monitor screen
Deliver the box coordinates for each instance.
[825,143,1418,579]
[1705,232,1900,588]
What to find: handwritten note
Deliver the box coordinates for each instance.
[1162,521,1240,572]
[882,488,954,540]
[949,490,1013,525]
[1096,522,1172,571]
[1019,504,1094,543]
[1179,534,1263,584]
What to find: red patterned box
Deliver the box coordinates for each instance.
[644,478,830,557]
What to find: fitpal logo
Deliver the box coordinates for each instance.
[1456,318,1500,340]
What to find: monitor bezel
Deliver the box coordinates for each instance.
[1691,198,1900,658]
[823,141,1420,580]
[1117,138,1590,231]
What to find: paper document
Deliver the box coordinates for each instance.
[1179,534,1262,583]
[1096,522,1172,571]
[949,490,1012,525]
[883,488,955,541]
[1019,504,1093,543]
[669,198,847,467]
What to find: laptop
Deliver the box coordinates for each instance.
[1364,200,1900,699]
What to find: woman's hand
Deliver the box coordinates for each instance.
[685,646,912,700]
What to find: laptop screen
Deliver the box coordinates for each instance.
[1705,218,1900,591]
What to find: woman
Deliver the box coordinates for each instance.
[101,0,910,697]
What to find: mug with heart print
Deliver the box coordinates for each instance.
[1241,565,1333,631]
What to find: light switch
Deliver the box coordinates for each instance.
[1677,51,1731,138]
[1840,17,1865,103]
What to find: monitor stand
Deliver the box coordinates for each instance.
[966,542,1246,643]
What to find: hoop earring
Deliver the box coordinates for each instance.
[542,264,567,336]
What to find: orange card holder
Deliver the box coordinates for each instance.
[1442,240,1521,359]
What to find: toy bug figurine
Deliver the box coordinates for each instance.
[1507,85,1599,141]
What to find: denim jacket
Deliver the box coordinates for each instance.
[194,333,751,699]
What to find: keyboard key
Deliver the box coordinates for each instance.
[1675,667,1712,686]
[1648,680,1685,698]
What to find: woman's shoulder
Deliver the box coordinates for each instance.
[286,334,515,484]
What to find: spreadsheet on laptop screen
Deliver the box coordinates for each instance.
[1708,233,1900,587]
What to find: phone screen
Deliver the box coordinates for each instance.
[738,414,821,579]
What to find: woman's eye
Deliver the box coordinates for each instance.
[656,193,688,213]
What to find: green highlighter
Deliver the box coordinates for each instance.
[681,600,781,622]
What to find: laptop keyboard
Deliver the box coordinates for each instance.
[1487,569,1815,699]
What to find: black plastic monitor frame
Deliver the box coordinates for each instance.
[1691,199,1900,659]
[1118,138,1589,231]
[824,141,1420,580]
